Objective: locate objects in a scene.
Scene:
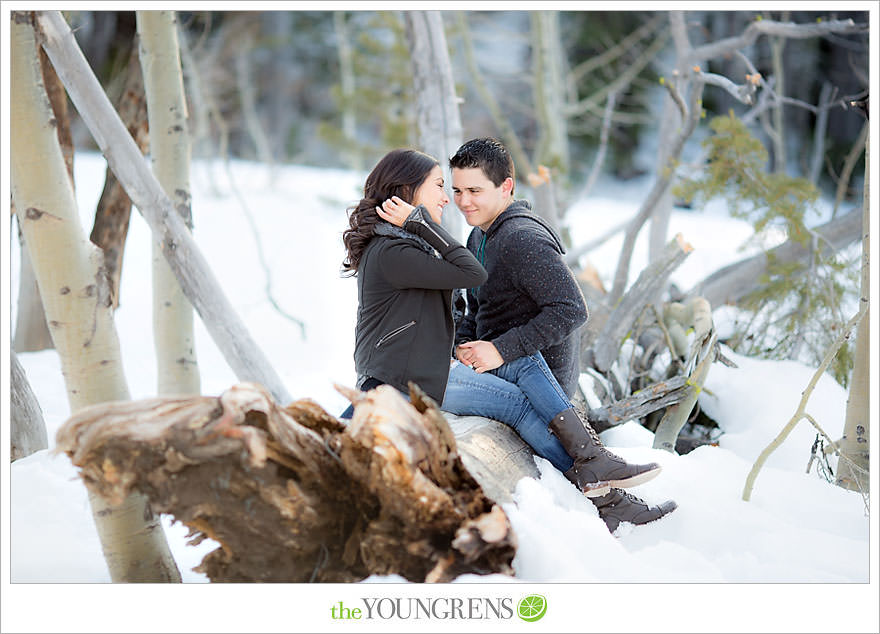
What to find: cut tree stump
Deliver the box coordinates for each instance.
[55,382,518,583]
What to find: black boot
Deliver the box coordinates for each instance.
[592,488,677,533]
[549,408,662,497]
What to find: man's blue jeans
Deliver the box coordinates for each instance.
[440,352,575,473]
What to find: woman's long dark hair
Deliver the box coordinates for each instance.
[342,149,439,275]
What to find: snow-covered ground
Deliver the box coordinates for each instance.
[3,153,877,633]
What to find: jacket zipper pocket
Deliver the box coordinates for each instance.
[376,320,416,348]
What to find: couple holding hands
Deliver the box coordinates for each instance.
[341,137,676,534]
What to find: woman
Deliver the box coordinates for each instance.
[340,149,668,523]
[341,148,487,413]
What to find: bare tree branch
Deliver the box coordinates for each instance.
[565,28,669,118]
[575,91,617,201]
[688,18,865,65]
[833,120,869,218]
[609,77,705,303]
[569,13,665,83]
[697,68,758,105]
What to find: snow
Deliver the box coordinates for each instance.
[3,153,877,634]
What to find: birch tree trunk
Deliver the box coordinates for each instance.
[404,11,463,239]
[836,133,869,492]
[11,11,180,582]
[13,44,72,353]
[529,11,567,233]
[11,350,49,461]
[13,222,54,352]
[35,10,291,405]
[137,10,201,397]
[768,15,788,173]
[648,10,690,263]
[334,11,361,171]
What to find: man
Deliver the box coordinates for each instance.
[440,137,676,533]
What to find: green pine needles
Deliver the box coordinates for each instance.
[674,113,858,386]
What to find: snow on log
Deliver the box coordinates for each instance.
[54,382,518,582]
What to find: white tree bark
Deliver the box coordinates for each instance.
[11,350,49,460]
[11,11,180,582]
[35,10,292,404]
[529,11,567,233]
[137,10,201,397]
[13,222,54,352]
[837,133,869,492]
[648,11,690,264]
[404,11,463,240]
[532,11,569,177]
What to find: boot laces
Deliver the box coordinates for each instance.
[582,416,624,461]
[608,489,648,509]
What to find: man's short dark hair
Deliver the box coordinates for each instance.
[449,137,515,193]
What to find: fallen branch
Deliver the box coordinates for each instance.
[593,233,693,372]
[587,375,690,430]
[685,206,862,307]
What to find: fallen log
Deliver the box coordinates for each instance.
[685,206,861,307]
[55,382,516,583]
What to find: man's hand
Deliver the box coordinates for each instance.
[456,340,504,373]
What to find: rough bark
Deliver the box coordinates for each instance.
[35,10,291,405]
[55,383,518,583]
[11,10,180,583]
[38,44,73,183]
[137,10,201,396]
[89,42,149,309]
[587,375,690,432]
[11,350,49,461]
[404,11,463,239]
[836,133,869,493]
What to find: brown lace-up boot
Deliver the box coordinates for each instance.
[591,488,678,533]
[549,408,662,497]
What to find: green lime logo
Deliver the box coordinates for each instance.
[517,594,547,622]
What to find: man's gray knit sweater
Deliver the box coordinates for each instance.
[455,199,589,398]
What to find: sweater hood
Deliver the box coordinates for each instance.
[484,200,566,254]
